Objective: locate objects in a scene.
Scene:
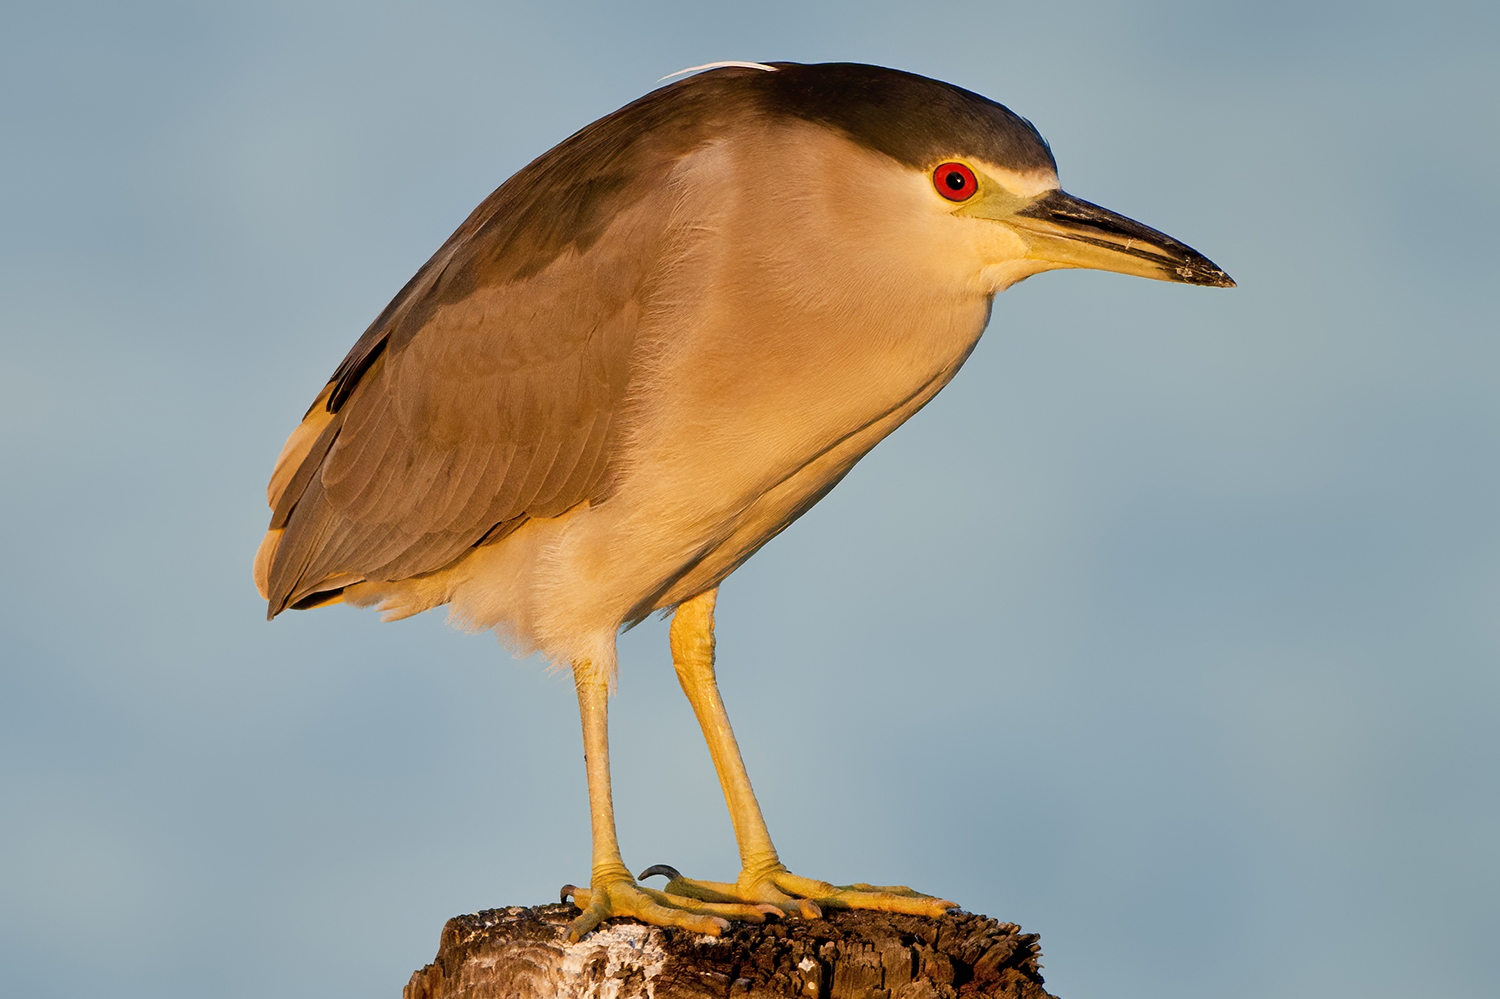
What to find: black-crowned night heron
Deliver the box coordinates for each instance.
[255,61,1232,941]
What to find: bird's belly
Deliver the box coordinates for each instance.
[510,303,986,643]
[436,274,990,664]
[647,363,959,616]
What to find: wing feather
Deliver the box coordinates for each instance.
[258,71,755,614]
[531,409,600,512]
[262,186,677,614]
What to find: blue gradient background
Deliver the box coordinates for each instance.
[2,2,1496,997]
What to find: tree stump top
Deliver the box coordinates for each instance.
[404,903,1058,999]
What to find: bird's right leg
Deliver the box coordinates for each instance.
[560,658,776,941]
[641,589,955,919]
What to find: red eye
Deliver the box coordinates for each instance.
[933,162,978,201]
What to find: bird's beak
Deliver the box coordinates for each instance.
[997,189,1235,287]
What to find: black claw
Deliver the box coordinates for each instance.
[637,864,682,882]
[560,884,581,904]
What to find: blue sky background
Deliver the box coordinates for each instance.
[1,2,1496,997]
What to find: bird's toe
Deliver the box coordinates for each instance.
[636,863,952,919]
[563,877,778,940]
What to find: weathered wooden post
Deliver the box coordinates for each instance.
[405,904,1058,999]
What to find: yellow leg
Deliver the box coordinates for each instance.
[561,659,776,941]
[643,589,955,919]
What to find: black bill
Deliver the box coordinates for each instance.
[1009,189,1235,287]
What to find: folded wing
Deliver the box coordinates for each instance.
[254,80,721,616]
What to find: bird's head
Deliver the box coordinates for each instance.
[662,62,1234,297]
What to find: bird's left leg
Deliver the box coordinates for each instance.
[560,658,777,941]
[639,589,955,919]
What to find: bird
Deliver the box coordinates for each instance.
[254,61,1233,942]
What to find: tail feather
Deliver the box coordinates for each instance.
[254,382,367,614]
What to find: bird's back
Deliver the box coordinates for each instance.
[256,70,762,615]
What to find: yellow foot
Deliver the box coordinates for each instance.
[559,878,780,942]
[638,863,956,920]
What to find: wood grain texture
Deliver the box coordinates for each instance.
[404,904,1058,999]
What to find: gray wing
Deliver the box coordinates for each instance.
[261,184,670,616]
[257,71,755,616]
